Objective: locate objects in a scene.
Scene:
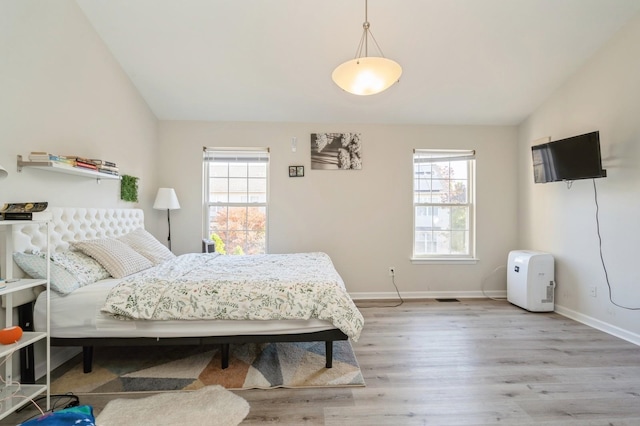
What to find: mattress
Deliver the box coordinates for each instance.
[33,278,336,339]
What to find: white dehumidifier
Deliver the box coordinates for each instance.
[507,250,555,312]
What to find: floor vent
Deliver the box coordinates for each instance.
[436,298,460,302]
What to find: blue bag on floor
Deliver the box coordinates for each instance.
[19,405,95,425]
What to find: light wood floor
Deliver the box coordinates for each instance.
[4,299,640,425]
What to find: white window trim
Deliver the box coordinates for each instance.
[412,149,476,262]
[203,147,270,253]
[411,257,479,265]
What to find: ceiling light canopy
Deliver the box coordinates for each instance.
[332,0,402,96]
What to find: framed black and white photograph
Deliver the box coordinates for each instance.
[311,133,362,170]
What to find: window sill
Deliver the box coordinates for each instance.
[411,257,479,265]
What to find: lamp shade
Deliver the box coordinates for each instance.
[332,56,402,96]
[153,188,180,210]
[0,164,7,180]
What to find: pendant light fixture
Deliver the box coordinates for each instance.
[332,0,402,96]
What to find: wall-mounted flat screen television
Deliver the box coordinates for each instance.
[531,131,607,183]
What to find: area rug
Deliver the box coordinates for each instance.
[51,341,365,393]
[95,385,249,426]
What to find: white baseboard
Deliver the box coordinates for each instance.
[350,290,507,300]
[554,304,640,346]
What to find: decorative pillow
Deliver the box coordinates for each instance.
[72,238,153,278]
[50,250,111,286]
[13,252,80,295]
[118,227,175,265]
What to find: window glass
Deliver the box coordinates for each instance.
[413,150,475,259]
[203,148,269,255]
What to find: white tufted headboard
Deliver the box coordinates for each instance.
[0,208,145,308]
[12,208,145,254]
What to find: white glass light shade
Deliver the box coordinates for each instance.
[0,164,7,180]
[332,56,402,96]
[153,188,180,210]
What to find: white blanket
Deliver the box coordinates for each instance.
[101,252,364,340]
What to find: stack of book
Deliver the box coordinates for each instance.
[90,159,119,176]
[68,157,119,176]
[74,157,98,171]
[28,152,53,161]
[28,152,75,167]
[0,202,52,221]
[27,152,119,176]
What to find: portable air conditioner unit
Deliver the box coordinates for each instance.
[507,250,555,312]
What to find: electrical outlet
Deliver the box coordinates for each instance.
[589,286,597,297]
[388,267,395,276]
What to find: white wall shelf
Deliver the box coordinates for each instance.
[17,155,120,182]
[0,220,50,420]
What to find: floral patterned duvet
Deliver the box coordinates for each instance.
[101,252,364,340]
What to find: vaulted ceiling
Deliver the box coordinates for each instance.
[76,0,640,125]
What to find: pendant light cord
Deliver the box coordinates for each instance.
[353,0,386,60]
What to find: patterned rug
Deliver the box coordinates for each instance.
[51,341,365,393]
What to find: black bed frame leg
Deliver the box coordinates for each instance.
[221,343,230,369]
[83,346,94,373]
[325,341,333,368]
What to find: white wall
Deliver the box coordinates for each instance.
[159,121,519,297]
[0,1,520,369]
[0,0,159,234]
[517,13,640,342]
[0,0,159,377]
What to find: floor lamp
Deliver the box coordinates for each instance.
[153,188,180,251]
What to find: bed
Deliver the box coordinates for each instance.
[8,208,364,374]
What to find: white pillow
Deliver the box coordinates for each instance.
[72,238,153,278]
[13,252,80,295]
[117,228,175,265]
[51,250,111,286]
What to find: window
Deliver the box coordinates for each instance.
[413,149,475,259]
[203,148,269,255]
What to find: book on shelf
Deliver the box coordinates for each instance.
[96,168,119,176]
[0,202,51,221]
[75,161,98,170]
[97,164,119,173]
[1,202,48,213]
[54,157,76,166]
[75,156,95,164]
[0,211,53,221]
[27,153,76,166]
[25,153,119,175]
[28,152,53,161]
[90,159,117,168]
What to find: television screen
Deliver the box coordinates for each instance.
[531,131,606,183]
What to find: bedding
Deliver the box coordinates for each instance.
[72,237,153,278]
[101,252,364,341]
[12,207,362,373]
[34,279,338,338]
[13,250,110,294]
[13,252,81,294]
[116,227,176,265]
